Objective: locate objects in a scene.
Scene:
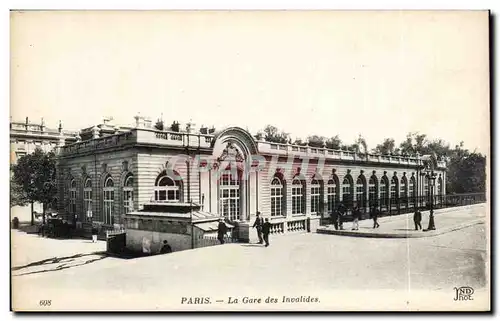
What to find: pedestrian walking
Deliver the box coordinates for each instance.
[261,218,272,247]
[91,225,98,243]
[252,211,264,244]
[337,203,347,230]
[351,204,361,231]
[159,240,173,254]
[217,218,228,244]
[330,210,339,230]
[370,205,380,228]
[413,210,422,230]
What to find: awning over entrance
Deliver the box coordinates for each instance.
[195,221,235,232]
[127,202,225,224]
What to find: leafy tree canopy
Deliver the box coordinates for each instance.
[263,125,289,144]
[154,119,164,131]
[11,148,57,224]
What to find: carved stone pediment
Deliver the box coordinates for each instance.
[217,141,244,163]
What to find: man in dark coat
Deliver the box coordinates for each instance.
[91,225,98,243]
[252,211,264,244]
[337,203,347,230]
[159,240,173,254]
[217,218,228,244]
[330,209,339,230]
[370,205,380,228]
[413,210,422,230]
[261,218,272,247]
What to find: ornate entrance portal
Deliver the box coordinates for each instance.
[211,128,260,242]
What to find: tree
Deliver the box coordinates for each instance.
[397,133,485,194]
[399,132,430,157]
[11,148,57,226]
[154,119,164,131]
[446,144,486,194]
[263,125,289,144]
[325,135,342,150]
[10,176,28,207]
[307,135,326,148]
[293,138,308,146]
[170,121,180,132]
[373,138,396,155]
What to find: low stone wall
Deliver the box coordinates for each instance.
[126,229,193,254]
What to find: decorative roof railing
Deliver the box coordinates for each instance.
[59,128,446,168]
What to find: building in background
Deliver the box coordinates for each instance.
[55,116,447,241]
[10,117,79,220]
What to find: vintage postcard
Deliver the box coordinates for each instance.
[9,10,490,311]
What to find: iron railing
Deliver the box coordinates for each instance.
[323,192,486,221]
[195,234,237,248]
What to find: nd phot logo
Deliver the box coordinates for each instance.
[453,286,474,301]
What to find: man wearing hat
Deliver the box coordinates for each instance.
[217,218,228,244]
[252,211,264,244]
[261,218,272,247]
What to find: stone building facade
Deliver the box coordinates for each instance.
[56,124,447,240]
[10,117,78,220]
[10,117,78,165]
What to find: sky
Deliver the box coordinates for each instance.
[10,10,490,153]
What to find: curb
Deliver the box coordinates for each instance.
[370,203,485,225]
[316,219,484,239]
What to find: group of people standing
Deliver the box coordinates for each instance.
[252,212,272,247]
[330,203,381,231]
[217,213,272,247]
[329,203,425,231]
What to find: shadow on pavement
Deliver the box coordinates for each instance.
[12,251,108,277]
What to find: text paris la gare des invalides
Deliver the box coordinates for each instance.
[181,296,321,305]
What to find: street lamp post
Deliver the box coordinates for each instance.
[426,171,437,231]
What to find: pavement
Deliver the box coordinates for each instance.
[317,204,486,238]
[10,204,489,312]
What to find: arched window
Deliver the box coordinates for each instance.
[219,171,240,221]
[390,176,398,207]
[155,172,182,202]
[380,177,389,209]
[342,176,353,207]
[356,176,366,208]
[69,179,77,216]
[291,178,305,215]
[437,177,443,195]
[409,176,416,207]
[123,175,134,214]
[270,176,285,217]
[437,176,443,205]
[326,178,337,214]
[424,177,429,199]
[310,178,321,215]
[84,178,92,221]
[103,176,114,225]
[369,176,377,207]
[400,177,407,208]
